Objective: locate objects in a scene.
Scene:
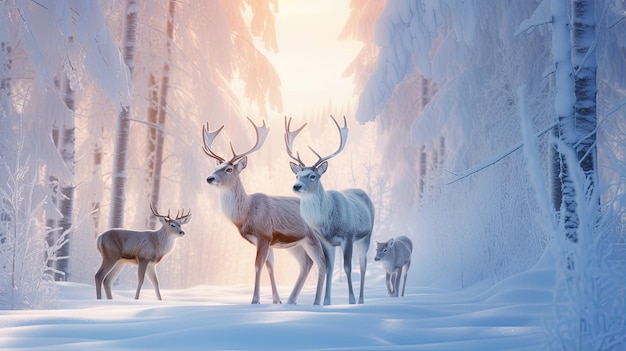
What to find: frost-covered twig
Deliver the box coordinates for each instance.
[446,122,556,185]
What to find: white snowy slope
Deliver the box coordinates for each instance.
[0,265,553,351]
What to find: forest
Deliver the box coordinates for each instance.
[0,0,625,349]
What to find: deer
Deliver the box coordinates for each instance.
[374,235,413,297]
[284,115,375,305]
[95,204,191,300]
[202,118,326,305]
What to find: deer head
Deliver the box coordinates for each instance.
[202,118,269,188]
[150,203,192,236]
[284,115,348,195]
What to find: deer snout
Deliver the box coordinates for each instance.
[206,176,217,185]
[178,230,185,236]
[293,184,303,193]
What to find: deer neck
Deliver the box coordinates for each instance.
[220,178,251,225]
[300,183,332,230]
[155,227,177,259]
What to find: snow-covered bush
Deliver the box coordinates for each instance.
[0,127,65,310]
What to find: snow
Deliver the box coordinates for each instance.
[0,264,554,351]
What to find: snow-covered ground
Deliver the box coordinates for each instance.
[0,265,554,351]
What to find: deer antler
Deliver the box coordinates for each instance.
[150,203,191,222]
[202,123,226,163]
[174,208,192,222]
[309,115,349,169]
[284,115,349,169]
[202,118,268,164]
[284,116,307,167]
[229,117,269,164]
[150,203,171,221]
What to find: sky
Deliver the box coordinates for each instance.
[257,0,361,114]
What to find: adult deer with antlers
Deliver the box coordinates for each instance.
[285,115,375,305]
[95,204,191,300]
[203,118,325,305]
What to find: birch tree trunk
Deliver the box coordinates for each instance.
[571,0,597,180]
[551,0,578,242]
[550,0,602,348]
[109,0,138,228]
[146,0,175,229]
[54,76,76,281]
[44,73,75,281]
[552,0,597,244]
[145,73,158,226]
[91,141,102,237]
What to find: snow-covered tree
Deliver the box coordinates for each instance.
[1,0,131,305]
[353,0,624,347]
[109,0,138,228]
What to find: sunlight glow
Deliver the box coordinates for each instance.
[252,0,361,115]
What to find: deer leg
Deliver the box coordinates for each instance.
[286,246,312,304]
[103,261,125,299]
[392,268,401,297]
[264,247,282,304]
[95,258,118,299]
[341,240,356,304]
[385,271,394,297]
[356,237,370,304]
[251,240,272,304]
[400,262,410,297]
[146,263,161,300]
[302,239,326,305]
[135,259,149,300]
[322,242,335,305]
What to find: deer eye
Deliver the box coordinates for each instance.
[226,167,233,173]
[170,223,176,227]
[309,174,316,180]
[383,248,388,253]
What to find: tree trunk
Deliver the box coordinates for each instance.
[571,0,597,180]
[55,77,75,281]
[45,114,61,278]
[109,0,138,228]
[551,0,578,242]
[91,141,102,238]
[552,0,598,244]
[146,0,175,229]
[418,145,427,199]
[145,73,158,227]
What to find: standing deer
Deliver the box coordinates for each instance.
[202,118,325,305]
[95,204,191,300]
[374,235,413,297]
[285,115,375,305]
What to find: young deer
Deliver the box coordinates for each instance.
[202,118,325,305]
[95,204,191,300]
[285,115,375,305]
[375,235,413,297]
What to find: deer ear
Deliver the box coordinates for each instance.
[158,216,167,225]
[289,162,302,174]
[236,156,248,171]
[316,161,328,175]
[388,238,395,247]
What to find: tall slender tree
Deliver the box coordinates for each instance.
[109,0,138,228]
[551,0,597,244]
[145,0,175,229]
[54,75,76,281]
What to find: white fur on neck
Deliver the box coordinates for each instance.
[299,186,332,232]
[220,180,250,224]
